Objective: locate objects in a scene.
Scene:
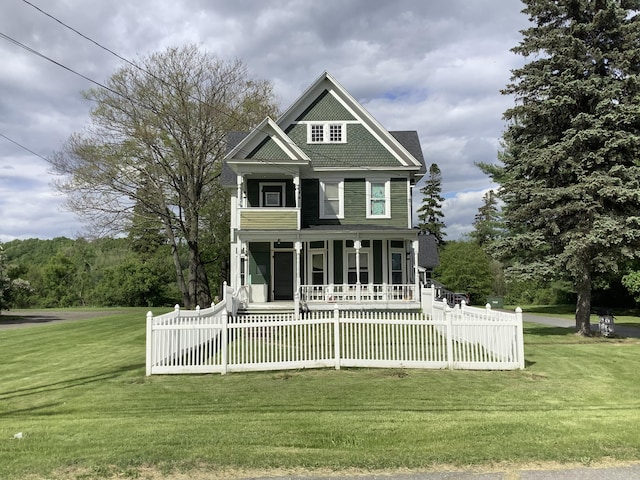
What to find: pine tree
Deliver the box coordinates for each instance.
[489,0,640,335]
[417,163,446,244]
[470,190,502,247]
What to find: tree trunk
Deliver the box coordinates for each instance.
[187,240,211,308]
[164,225,189,307]
[575,265,592,336]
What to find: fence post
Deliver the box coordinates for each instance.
[445,303,454,370]
[294,291,300,320]
[333,305,340,370]
[484,302,491,316]
[221,308,228,375]
[145,311,153,376]
[515,307,524,369]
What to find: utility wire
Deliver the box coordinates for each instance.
[0,131,49,162]
[6,4,422,181]
[19,0,423,177]
[0,31,125,100]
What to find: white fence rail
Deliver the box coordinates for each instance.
[300,283,418,303]
[146,295,524,375]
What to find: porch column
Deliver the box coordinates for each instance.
[354,240,361,302]
[294,176,301,229]
[236,175,243,208]
[413,239,420,300]
[294,241,302,317]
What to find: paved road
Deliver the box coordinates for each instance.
[258,464,640,479]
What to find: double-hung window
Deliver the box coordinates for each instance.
[307,123,346,143]
[366,179,391,218]
[319,180,344,219]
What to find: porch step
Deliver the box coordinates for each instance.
[237,301,296,316]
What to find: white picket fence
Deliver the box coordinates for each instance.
[146,289,524,375]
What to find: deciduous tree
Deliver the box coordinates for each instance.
[49,45,278,308]
[488,0,640,334]
[434,241,493,305]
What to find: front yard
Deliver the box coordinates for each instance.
[1,309,639,479]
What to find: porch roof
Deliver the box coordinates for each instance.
[236,225,418,242]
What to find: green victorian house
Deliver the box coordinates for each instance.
[222,72,427,310]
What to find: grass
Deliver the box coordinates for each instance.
[1,309,640,479]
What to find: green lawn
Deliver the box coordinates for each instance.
[1,309,640,479]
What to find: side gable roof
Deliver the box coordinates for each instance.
[277,72,423,170]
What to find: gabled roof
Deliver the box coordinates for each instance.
[224,116,310,163]
[277,72,424,170]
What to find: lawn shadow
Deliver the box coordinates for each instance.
[524,324,577,337]
[0,313,64,325]
[0,363,145,405]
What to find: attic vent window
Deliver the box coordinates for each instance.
[307,123,346,144]
[311,124,324,142]
[329,124,342,142]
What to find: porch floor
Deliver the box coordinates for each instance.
[239,300,422,315]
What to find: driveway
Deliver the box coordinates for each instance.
[522,312,640,338]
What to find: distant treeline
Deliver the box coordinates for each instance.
[2,237,220,309]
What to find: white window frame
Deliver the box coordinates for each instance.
[345,248,372,285]
[366,179,391,219]
[307,122,347,144]
[259,182,286,207]
[319,179,344,219]
[389,249,405,285]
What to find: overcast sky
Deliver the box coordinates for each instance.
[0,0,530,243]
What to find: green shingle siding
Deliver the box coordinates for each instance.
[248,136,288,160]
[294,89,356,122]
[286,123,402,169]
[301,178,408,227]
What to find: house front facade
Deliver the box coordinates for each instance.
[223,72,426,310]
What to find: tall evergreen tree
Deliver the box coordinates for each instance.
[470,190,502,247]
[417,163,446,244]
[488,0,640,335]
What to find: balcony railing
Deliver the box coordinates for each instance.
[300,284,418,304]
[239,207,299,230]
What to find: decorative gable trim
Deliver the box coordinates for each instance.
[224,117,310,163]
[277,72,423,170]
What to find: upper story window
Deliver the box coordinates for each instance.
[366,179,391,218]
[260,183,285,207]
[319,180,344,219]
[307,123,346,144]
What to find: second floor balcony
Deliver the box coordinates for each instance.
[238,207,300,230]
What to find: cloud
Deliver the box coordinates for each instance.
[0,0,529,240]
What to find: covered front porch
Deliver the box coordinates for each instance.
[231,228,421,311]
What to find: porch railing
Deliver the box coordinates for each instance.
[300,283,418,304]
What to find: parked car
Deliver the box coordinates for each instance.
[453,293,470,305]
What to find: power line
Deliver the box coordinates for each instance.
[0,31,125,100]
[5,6,423,180]
[19,0,424,177]
[22,0,139,72]
[0,131,49,162]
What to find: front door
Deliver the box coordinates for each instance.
[273,251,294,300]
